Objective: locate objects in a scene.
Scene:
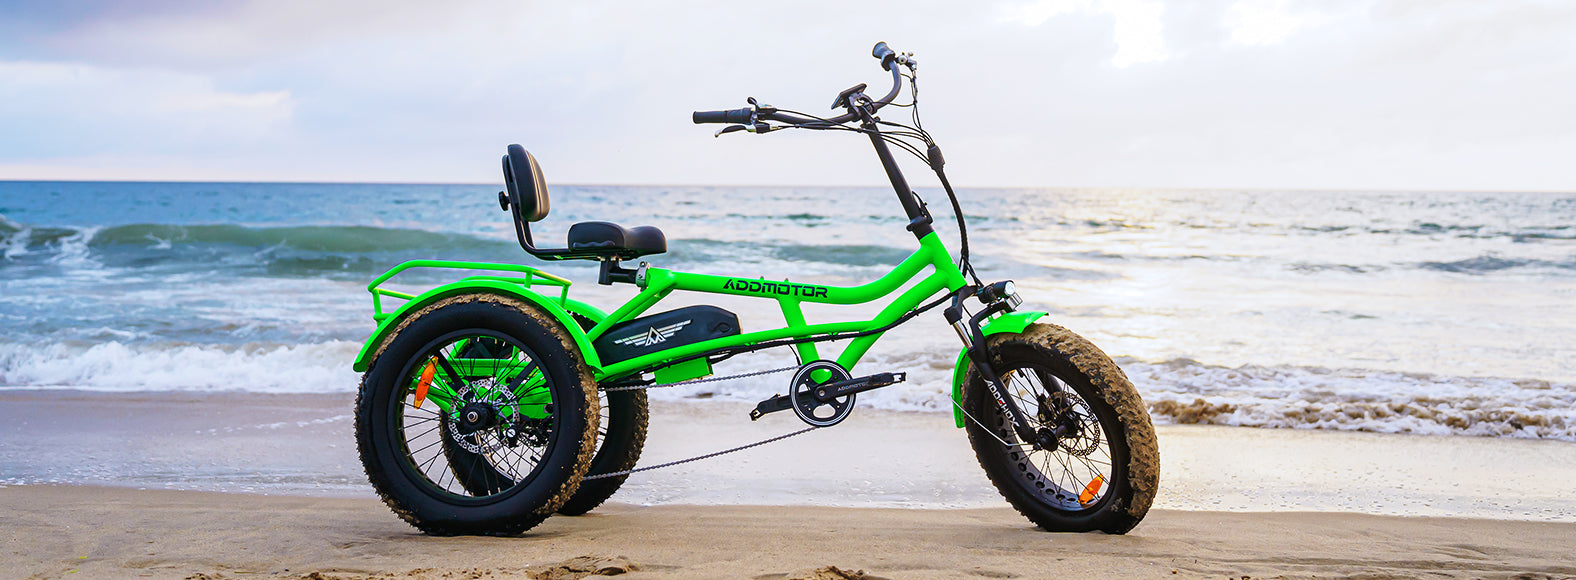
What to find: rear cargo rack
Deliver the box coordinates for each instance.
[366,259,571,322]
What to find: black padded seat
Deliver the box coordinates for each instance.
[567,221,667,259]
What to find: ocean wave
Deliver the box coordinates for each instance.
[1416,254,1576,274]
[86,223,505,253]
[0,222,525,279]
[3,338,1571,440]
[0,340,362,392]
[1127,358,1576,440]
[0,221,954,278]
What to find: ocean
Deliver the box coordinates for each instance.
[2,181,1573,440]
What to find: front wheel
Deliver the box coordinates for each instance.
[961,323,1159,534]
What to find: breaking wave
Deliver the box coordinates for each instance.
[3,344,1572,440]
[1128,358,1576,440]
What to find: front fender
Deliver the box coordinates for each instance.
[950,310,1046,428]
[352,281,603,373]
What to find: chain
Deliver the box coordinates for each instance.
[583,426,820,480]
[583,363,811,480]
[600,365,797,392]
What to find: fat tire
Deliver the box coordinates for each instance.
[355,294,598,536]
[558,313,649,516]
[962,322,1159,534]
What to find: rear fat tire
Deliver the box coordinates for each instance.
[962,323,1159,534]
[558,313,649,516]
[355,294,599,536]
[557,389,648,515]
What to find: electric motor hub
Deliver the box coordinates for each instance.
[1034,427,1059,452]
[456,400,498,436]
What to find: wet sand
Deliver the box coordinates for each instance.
[4,485,1574,579]
[4,390,1575,520]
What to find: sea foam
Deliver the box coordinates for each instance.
[1,339,1571,440]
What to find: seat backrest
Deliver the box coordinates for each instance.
[502,144,550,223]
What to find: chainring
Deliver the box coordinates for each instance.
[788,360,855,427]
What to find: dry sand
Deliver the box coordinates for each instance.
[3,485,1574,580]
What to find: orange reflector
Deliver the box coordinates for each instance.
[413,361,436,409]
[1079,474,1106,506]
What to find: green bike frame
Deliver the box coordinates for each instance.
[353,231,1047,426]
[354,92,1049,427]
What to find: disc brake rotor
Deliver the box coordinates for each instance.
[1041,390,1101,457]
[445,377,522,454]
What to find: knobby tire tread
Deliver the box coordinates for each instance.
[355,293,599,536]
[557,389,649,515]
[556,313,649,516]
[963,322,1159,534]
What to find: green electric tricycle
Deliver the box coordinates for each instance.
[352,42,1158,536]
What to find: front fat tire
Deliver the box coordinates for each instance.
[355,294,599,536]
[962,323,1159,534]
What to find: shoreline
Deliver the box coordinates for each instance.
[5,485,1575,579]
[2,389,1575,522]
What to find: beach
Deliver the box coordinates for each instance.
[5,0,1576,575]
[6,486,1576,580]
[4,391,1575,579]
[4,183,1576,577]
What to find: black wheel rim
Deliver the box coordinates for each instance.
[390,328,558,504]
[991,362,1117,512]
[588,389,610,474]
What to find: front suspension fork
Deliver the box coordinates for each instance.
[946,295,1038,443]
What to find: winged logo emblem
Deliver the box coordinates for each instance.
[612,320,692,348]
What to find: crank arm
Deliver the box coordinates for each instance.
[749,394,793,421]
[813,372,906,402]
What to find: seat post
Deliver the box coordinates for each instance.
[599,260,638,285]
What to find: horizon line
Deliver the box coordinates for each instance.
[1,178,1571,196]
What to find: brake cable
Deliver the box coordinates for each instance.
[736,66,985,287]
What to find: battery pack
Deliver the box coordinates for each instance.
[593,305,742,365]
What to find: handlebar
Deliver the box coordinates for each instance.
[692,42,906,128]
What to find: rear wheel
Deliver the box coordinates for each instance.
[355,294,598,536]
[557,313,649,515]
[962,323,1159,534]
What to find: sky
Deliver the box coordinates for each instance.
[0,0,1572,190]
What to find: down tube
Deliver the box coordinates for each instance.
[834,272,954,373]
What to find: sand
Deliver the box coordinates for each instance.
[3,485,1574,580]
[5,391,1575,519]
[4,390,1576,579]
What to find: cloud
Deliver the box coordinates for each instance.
[1225,0,1324,46]
[0,60,293,159]
[1003,0,1171,66]
[0,0,1572,190]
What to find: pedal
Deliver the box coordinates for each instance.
[749,394,793,421]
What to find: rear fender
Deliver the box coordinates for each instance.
[352,281,602,373]
[950,311,1046,428]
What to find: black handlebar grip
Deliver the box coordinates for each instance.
[693,108,754,124]
[872,41,897,70]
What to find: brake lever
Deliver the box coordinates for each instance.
[714,125,748,137]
